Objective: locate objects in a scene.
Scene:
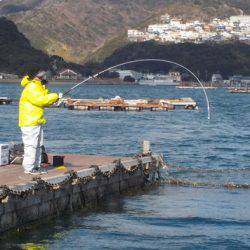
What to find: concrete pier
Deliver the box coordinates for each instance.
[0,153,165,234]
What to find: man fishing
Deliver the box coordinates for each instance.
[19,67,63,175]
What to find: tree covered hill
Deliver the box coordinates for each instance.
[99,41,250,80]
[0,17,83,75]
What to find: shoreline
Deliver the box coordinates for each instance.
[0,79,225,88]
[0,78,139,85]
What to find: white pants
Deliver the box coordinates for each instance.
[21,125,43,172]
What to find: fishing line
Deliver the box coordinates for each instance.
[63,59,211,120]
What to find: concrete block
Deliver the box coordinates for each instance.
[128,176,144,188]
[84,189,97,203]
[10,182,37,193]
[141,156,152,164]
[54,189,67,199]
[40,190,54,202]
[107,173,120,184]
[56,196,70,211]
[97,185,109,199]
[119,179,129,192]
[71,194,82,209]
[3,199,15,213]
[0,203,4,216]
[99,164,116,173]
[85,180,99,190]
[15,205,39,224]
[107,182,120,194]
[43,174,70,185]
[96,175,108,186]
[15,195,41,210]
[72,184,81,194]
[0,212,17,231]
[77,168,95,178]
[122,159,139,170]
[38,202,51,217]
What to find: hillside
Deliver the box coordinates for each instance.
[99,41,250,80]
[0,17,83,75]
[1,0,249,63]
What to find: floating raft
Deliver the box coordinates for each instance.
[176,86,217,89]
[228,88,250,94]
[64,97,197,111]
[0,97,12,105]
[0,152,165,233]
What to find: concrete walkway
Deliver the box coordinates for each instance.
[0,154,130,186]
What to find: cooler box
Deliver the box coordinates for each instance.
[0,144,10,166]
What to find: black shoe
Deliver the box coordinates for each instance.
[25,168,47,175]
[24,169,41,175]
[38,168,48,174]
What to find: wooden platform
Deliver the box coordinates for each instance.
[64,97,197,111]
[0,154,130,187]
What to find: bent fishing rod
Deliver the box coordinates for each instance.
[62,59,211,120]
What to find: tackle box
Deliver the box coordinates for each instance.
[0,144,10,166]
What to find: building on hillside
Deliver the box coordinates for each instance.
[127,14,250,45]
[160,14,170,23]
[242,76,250,85]
[229,75,243,87]
[230,15,250,32]
[128,30,146,42]
[229,75,250,88]
[148,24,169,34]
[56,69,82,80]
[169,71,182,83]
[211,74,223,84]
[111,70,142,81]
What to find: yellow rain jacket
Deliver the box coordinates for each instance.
[19,76,58,127]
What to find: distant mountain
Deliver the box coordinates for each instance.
[99,41,250,80]
[1,0,249,63]
[0,0,43,15]
[0,17,83,75]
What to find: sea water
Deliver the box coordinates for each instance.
[0,83,249,249]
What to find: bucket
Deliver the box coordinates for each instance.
[53,155,65,167]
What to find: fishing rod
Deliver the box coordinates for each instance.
[62,59,211,120]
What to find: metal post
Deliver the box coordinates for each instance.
[143,141,151,154]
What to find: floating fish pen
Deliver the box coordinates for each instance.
[0,97,12,105]
[0,146,166,234]
[64,97,197,111]
[228,88,250,94]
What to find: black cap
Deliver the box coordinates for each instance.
[26,66,41,80]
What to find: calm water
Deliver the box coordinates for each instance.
[0,82,249,249]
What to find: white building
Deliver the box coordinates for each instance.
[230,15,250,32]
[127,13,250,45]
[230,15,250,25]
[0,73,18,79]
[128,30,146,42]
[113,70,142,81]
[56,69,81,80]
[148,24,169,34]
[160,14,170,23]
[212,74,223,83]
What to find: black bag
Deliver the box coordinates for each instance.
[41,145,49,164]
